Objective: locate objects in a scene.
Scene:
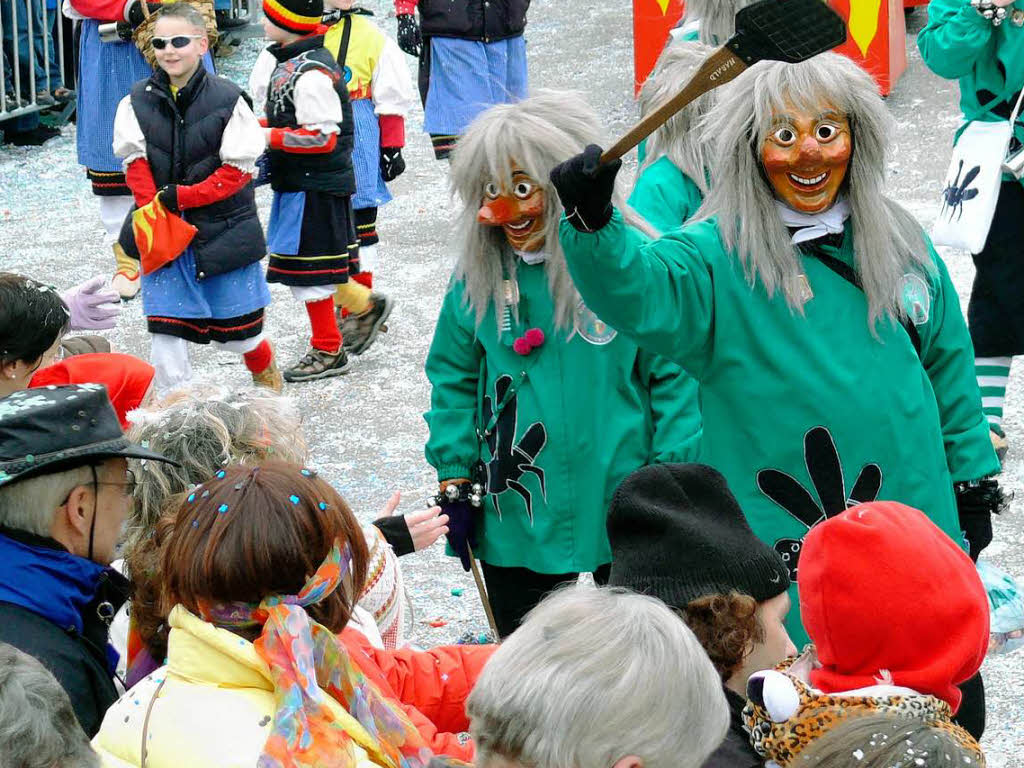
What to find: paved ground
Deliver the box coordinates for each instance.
[1,1,1021,760]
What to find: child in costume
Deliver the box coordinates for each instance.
[743,502,989,766]
[424,91,701,638]
[249,0,369,382]
[321,0,417,354]
[918,0,1024,461]
[553,53,1003,647]
[392,0,529,160]
[630,41,716,233]
[113,2,279,394]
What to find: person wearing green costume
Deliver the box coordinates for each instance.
[423,90,701,638]
[550,53,1003,735]
[630,42,716,234]
[918,0,1024,461]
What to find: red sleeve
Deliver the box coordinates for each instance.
[378,113,406,148]
[69,0,130,22]
[340,628,497,760]
[395,0,418,14]
[175,164,252,209]
[125,158,158,207]
[268,127,338,154]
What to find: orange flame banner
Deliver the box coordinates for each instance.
[633,0,686,95]
[132,195,198,275]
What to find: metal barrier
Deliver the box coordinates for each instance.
[0,0,75,121]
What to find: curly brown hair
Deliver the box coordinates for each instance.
[680,591,765,682]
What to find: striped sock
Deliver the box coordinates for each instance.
[976,356,1012,434]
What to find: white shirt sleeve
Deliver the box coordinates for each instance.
[371,36,416,117]
[220,96,266,174]
[112,94,147,168]
[248,47,278,117]
[294,69,342,135]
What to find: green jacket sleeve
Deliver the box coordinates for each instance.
[627,160,703,235]
[636,350,703,463]
[917,0,994,80]
[424,282,485,482]
[559,208,716,377]
[919,251,1001,481]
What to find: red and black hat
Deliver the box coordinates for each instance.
[263,0,322,34]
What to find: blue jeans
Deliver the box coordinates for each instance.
[1,0,48,92]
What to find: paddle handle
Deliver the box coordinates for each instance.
[600,45,749,166]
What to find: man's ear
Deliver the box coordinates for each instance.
[611,757,643,768]
[62,483,94,539]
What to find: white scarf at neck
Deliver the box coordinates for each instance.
[775,196,851,245]
[517,249,547,265]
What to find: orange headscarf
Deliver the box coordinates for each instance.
[31,353,155,430]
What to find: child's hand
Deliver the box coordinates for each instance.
[396,13,421,57]
[380,147,405,182]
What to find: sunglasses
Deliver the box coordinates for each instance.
[151,34,203,50]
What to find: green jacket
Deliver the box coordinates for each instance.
[424,260,702,573]
[560,211,999,642]
[918,0,1024,154]
[628,156,705,235]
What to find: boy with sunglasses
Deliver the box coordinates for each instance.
[113,2,282,394]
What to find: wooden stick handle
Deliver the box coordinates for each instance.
[600,45,749,165]
[467,543,501,640]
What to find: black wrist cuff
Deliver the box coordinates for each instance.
[372,515,415,557]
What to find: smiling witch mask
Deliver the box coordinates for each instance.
[761,106,852,214]
[477,170,546,252]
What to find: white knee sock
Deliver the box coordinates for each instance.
[99,195,135,246]
[290,284,337,303]
[150,334,193,394]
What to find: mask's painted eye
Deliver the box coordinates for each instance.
[816,123,839,141]
[771,127,796,145]
[484,182,500,199]
[513,180,534,199]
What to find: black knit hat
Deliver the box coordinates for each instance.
[607,463,790,607]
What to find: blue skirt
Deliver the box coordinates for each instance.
[351,97,391,210]
[423,35,528,136]
[141,247,270,321]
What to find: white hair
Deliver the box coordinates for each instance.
[0,464,96,537]
[637,41,717,198]
[693,53,932,331]
[0,643,99,768]
[449,90,653,332]
[680,0,753,45]
[467,585,729,768]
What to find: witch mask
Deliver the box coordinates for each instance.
[761,105,851,214]
[477,170,547,252]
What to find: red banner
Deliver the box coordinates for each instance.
[633,0,686,95]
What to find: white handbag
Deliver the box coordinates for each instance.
[930,88,1024,254]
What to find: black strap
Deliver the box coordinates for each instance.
[805,250,923,359]
[335,15,352,67]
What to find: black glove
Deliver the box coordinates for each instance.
[159,185,180,213]
[443,499,477,571]
[254,151,272,187]
[955,478,1007,561]
[380,147,406,182]
[396,13,421,57]
[126,1,164,29]
[549,143,620,233]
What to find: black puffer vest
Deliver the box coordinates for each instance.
[120,66,266,280]
[419,0,529,42]
[265,36,355,197]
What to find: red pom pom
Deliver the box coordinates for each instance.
[513,337,532,355]
[524,328,545,347]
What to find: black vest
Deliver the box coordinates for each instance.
[120,66,265,280]
[419,0,529,42]
[265,36,355,197]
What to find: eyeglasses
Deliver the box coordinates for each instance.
[151,35,203,50]
[94,468,138,497]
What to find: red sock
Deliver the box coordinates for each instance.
[306,297,342,353]
[353,270,373,290]
[242,339,273,373]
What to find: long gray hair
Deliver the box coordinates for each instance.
[450,90,645,332]
[694,53,931,330]
[680,0,752,45]
[638,41,717,196]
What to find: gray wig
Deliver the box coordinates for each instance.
[0,643,99,768]
[450,90,647,332]
[695,53,931,330]
[637,41,717,196]
[680,0,752,45]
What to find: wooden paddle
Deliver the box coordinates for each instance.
[600,0,848,165]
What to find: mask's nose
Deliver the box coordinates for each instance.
[477,196,518,226]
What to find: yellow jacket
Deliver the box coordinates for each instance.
[93,605,383,768]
